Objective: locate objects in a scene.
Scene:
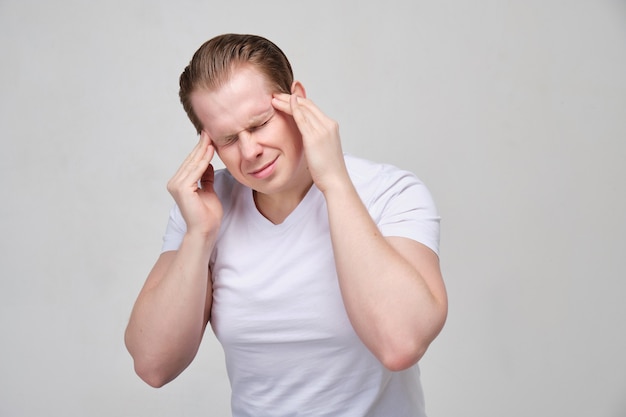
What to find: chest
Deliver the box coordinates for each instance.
[209,203,354,348]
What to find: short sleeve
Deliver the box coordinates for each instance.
[161,204,187,252]
[371,170,441,255]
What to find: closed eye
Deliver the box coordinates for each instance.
[249,117,271,132]
[221,135,238,146]
[217,113,273,147]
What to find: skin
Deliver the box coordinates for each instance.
[125,64,448,388]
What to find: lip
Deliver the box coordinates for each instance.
[249,157,278,179]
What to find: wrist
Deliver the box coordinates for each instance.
[182,228,218,251]
[319,173,355,199]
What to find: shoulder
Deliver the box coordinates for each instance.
[345,153,415,181]
[344,153,386,180]
[344,154,427,202]
[344,154,440,253]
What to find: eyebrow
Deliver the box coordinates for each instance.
[219,108,274,143]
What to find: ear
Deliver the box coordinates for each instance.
[291,80,306,98]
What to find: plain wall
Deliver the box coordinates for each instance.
[1,0,625,416]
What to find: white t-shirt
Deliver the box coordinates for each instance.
[162,154,440,417]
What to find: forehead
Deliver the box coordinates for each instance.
[191,65,274,137]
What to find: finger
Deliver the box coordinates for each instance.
[289,94,325,135]
[171,134,213,189]
[272,92,291,102]
[172,134,209,181]
[179,131,209,168]
[271,93,294,115]
[199,133,215,163]
[273,93,319,136]
[290,95,330,124]
[186,136,214,182]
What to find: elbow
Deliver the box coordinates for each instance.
[128,351,192,388]
[128,347,181,388]
[378,341,428,372]
[127,349,173,388]
[133,361,175,388]
[125,331,177,388]
[378,315,447,372]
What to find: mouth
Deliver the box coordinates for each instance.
[249,157,278,179]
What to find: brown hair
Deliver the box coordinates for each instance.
[179,33,294,134]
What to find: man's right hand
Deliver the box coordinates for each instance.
[166,131,223,237]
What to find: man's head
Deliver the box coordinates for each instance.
[179,34,294,134]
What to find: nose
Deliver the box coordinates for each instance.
[238,131,263,160]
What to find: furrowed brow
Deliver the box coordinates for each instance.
[247,108,274,127]
[217,108,274,143]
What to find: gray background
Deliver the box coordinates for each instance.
[1,0,625,416]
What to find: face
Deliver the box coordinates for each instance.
[191,65,309,199]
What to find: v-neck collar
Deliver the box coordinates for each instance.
[244,184,323,231]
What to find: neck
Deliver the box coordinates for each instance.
[253,174,314,225]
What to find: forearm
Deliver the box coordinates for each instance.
[323,180,446,371]
[125,232,214,386]
[272,92,446,368]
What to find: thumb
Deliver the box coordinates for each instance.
[198,164,215,193]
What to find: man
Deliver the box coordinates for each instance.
[125,33,447,416]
